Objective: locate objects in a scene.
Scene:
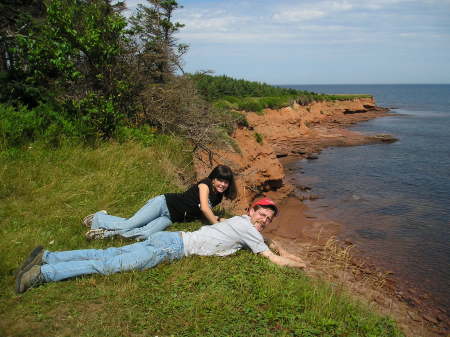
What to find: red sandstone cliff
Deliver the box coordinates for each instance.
[194,97,392,213]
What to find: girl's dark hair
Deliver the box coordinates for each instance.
[208,165,237,200]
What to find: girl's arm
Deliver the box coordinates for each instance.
[198,183,220,224]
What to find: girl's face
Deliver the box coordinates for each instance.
[212,178,230,193]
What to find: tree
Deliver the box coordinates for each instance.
[129,0,188,84]
[0,0,47,105]
[0,0,46,73]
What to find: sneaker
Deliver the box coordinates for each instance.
[82,210,107,228]
[85,228,108,240]
[15,246,45,276]
[15,265,46,294]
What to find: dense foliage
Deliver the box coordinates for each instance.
[189,73,300,101]
[0,0,371,150]
[0,0,222,148]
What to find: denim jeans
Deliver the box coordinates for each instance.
[92,195,173,239]
[41,231,184,282]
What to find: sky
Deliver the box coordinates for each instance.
[125,0,450,85]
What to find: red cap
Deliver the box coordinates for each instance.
[251,197,279,216]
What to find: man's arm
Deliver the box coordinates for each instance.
[268,239,306,264]
[260,249,306,269]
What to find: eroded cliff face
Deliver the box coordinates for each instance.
[194,126,287,213]
[194,97,390,213]
[247,97,377,141]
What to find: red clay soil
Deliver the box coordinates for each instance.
[193,98,449,337]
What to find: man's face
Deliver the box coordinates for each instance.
[249,207,275,232]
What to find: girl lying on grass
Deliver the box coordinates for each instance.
[83,165,237,240]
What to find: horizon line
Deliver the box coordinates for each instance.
[273,83,450,86]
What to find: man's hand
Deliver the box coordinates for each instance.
[260,250,306,269]
[268,240,306,265]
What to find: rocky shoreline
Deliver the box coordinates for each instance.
[193,97,449,337]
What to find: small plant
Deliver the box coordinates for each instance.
[237,98,264,112]
[255,132,263,144]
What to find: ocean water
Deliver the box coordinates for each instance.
[283,84,450,311]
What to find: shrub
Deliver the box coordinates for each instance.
[212,99,237,111]
[137,76,234,150]
[64,93,124,140]
[0,103,79,149]
[236,98,264,112]
[255,132,263,144]
[115,125,158,146]
[189,73,301,101]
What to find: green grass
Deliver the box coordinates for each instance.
[0,140,403,337]
[213,95,299,114]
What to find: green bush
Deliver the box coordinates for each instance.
[236,98,264,112]
[115,125,158,146]
[0,95,126,149]
[0,103,80,149]
[64,93,124,140]
[259,96,295,109]
[255,132,263,144]
[213,99,237,111]
[189,73,300,101]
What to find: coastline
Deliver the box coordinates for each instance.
[194,97,449,337]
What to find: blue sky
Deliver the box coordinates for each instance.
[125,0,450,84]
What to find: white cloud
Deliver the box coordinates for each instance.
[174,0,450,83]
[179,10,250,33]
[273,9,325,23]
[272,0,356,24]
[329,0,354,11]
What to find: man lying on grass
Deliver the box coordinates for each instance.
[15,198,306,294]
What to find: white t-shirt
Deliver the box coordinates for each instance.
[181,215,269,257]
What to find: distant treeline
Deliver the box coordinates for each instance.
[189,73,300,100]
[189,73,371,113]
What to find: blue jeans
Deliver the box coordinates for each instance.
[41,231,184,282]
[92,195,172,239]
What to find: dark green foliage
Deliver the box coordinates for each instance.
[0,0,134,142]
[189,73,299,101]
[0,0,232,150]
[0,0,373,150]
[0,103,79,149]
[129,0,188,84]
[237,98,266,112]
[115,125,158,146]
[190,73,372,110]
[255,132,263,144]
[0,0,48,105]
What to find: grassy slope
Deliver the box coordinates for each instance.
[0,139,403,337]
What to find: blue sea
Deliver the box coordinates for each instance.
[283,84,450,312]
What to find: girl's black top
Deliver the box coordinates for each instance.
[164,178,223,222]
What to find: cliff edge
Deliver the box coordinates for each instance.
[194,97,394,212]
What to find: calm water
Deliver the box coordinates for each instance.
[283,84,450,311]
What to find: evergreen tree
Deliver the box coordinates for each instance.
[130,0,188,84]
